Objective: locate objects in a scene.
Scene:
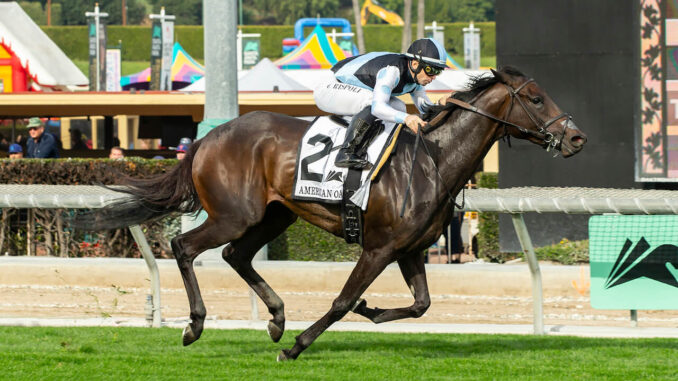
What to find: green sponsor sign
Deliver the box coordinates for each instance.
[590,215,678,309]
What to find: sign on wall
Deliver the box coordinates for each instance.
[590,215,678,309]
[638,0,678,180]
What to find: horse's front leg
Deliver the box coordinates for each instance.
[278,249,393,361]
[353,252,431,323]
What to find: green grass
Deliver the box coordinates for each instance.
[1,327,677,380]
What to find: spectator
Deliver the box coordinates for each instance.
[176,144,188,160]
[8,143,23,159]
[179,137,192,146]
[25,117,59,158]
[152,155,165,160]
[70,129,89,150]
[109,146,125,159]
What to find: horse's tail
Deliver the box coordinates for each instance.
[70,139,203,231]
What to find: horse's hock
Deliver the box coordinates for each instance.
[2,257,675,327]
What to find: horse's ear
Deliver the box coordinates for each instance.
[491,68,508,84]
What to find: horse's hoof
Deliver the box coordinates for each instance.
[277,349,294,362]
[182,324,200,346]
[267,320,284,343]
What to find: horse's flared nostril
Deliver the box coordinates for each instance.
[570,134,587,148]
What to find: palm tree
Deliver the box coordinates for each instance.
[416,0,424,39]
[352,0,365,54]
[401,0,412,53]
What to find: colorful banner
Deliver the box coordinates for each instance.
[149,20,162,91]
[105,49,121,92]
[160,20,174,91]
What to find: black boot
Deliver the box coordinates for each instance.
[335,107,376,169]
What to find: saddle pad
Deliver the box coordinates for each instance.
[292,116,399,209]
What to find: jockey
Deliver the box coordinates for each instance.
[314,38,449,169]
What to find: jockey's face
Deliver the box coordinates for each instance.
[410,60,438,86]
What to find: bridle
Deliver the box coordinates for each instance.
[401,77,575,217]
[446,78,573,154]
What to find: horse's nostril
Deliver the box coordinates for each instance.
[571,135,587,147]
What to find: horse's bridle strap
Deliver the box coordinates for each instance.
[446,98,528,133]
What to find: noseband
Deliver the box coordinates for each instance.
[446,78,573,154]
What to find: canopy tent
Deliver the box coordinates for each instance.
[446,53,463,70]
[180,57,309,92]
[0,2,88,92]
[274,25,348,69]
[121,42,204,90]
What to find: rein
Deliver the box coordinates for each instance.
[400,77,574,217]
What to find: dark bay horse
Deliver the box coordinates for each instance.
[74,67,587,360]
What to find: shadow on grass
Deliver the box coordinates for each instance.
[201,328,678,359]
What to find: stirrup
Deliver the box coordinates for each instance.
[335,150,372,169]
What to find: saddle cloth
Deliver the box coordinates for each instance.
[292,116,402,210]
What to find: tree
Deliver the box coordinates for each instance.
[400,0,411,53]
[150,0,203,25]
[352,0,365,54]
[101,0,147,25]
[416,0,424,39]
[58,0,89,25]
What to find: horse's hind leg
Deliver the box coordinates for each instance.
[278,249,393,361]
[353,252,431,323]
[222,202,297,342]
[172,218,244,346]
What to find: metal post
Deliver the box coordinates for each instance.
[630,309,638,327]
[204,0,239,121]
[129,225,162,327]
[511,213,544,335]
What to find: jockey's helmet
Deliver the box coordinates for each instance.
[405,38,447,70]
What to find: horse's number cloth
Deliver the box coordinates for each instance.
[292,116,398,210]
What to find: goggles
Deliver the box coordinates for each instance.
[422,64,443,77]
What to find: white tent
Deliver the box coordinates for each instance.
[181,58,309,92]
[0,2,88,90]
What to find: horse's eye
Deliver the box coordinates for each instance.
[531,96,543,105]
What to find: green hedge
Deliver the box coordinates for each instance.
[0,157,177,184]
[42,22,496,63]
[268,219,361,262]
[475,172,504,262]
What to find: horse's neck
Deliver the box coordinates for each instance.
[427,86,508,196]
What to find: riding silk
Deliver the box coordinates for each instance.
[314,52,435,124]
[292,116,401,210]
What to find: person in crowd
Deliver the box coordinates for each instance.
[314,38,450,169]
[152,155,165,160]
[69,129,89,150]
[109,146,125,159]
[176,144,188,160]
[8,143,23,159]
[25,117,59,158]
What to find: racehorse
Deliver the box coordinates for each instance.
[73,67,587,361]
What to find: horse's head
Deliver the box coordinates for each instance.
[491,68,587,158]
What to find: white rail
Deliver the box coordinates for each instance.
[456,187,678,334]
[0,185,161,327]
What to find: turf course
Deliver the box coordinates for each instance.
[1,326,677,380]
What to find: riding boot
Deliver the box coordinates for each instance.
[335,107,376,169]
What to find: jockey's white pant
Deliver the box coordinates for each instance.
[313,78,407,117]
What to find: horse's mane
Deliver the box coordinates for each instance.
[423,66,526,123]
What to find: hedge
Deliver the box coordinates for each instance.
[41,22,496,63]
[476,172,503,262]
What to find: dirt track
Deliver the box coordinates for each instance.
[1,256,677,328]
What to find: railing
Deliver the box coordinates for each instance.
[458,187,678,334]
[0,185,161,327]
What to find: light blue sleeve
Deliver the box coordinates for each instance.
[410,84,435,114]
[370,66,409,124]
